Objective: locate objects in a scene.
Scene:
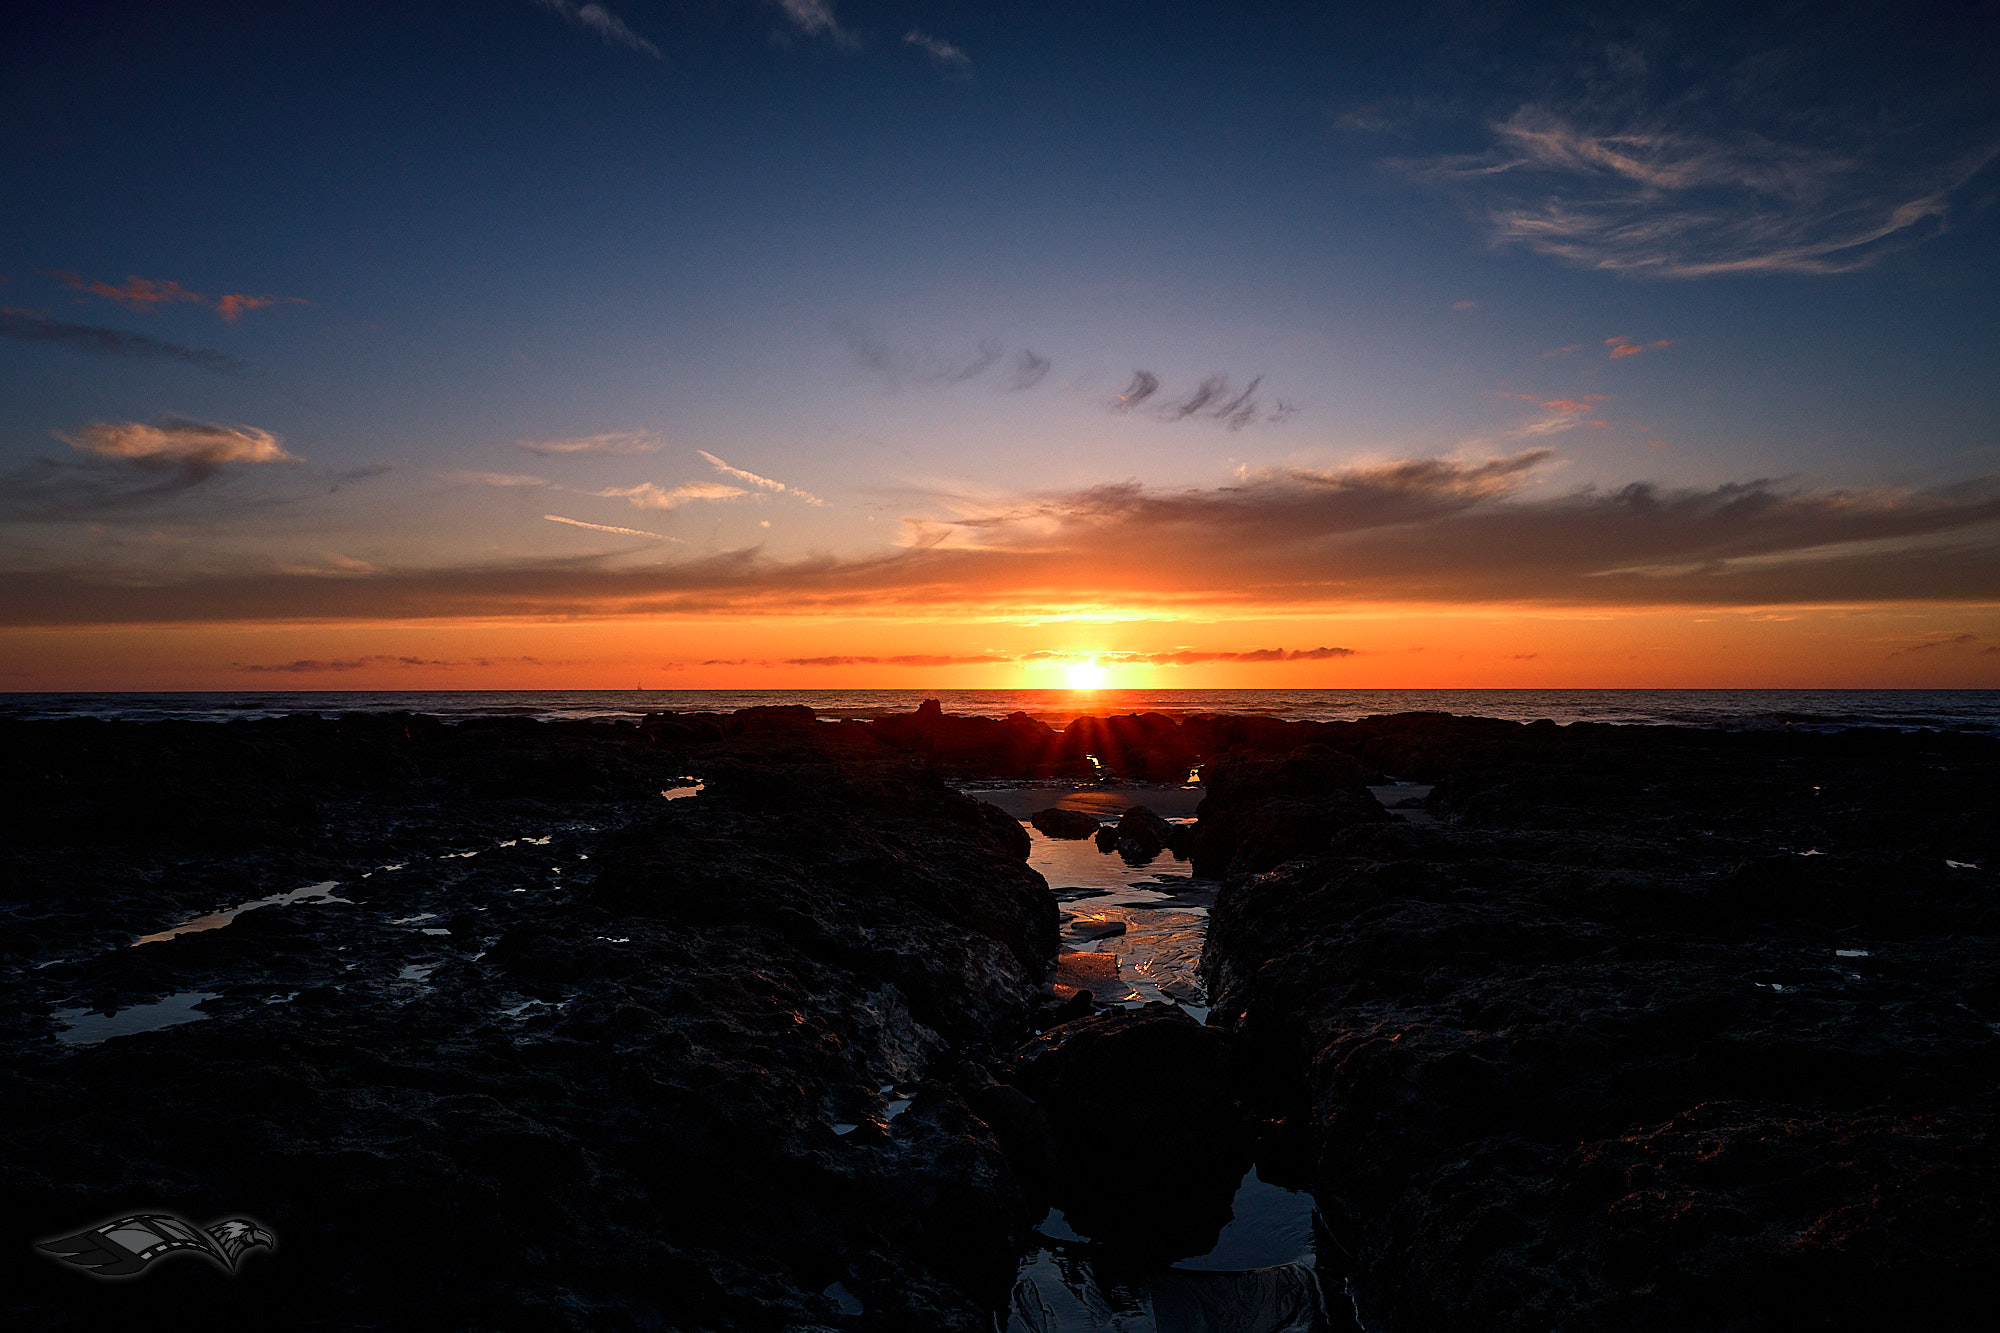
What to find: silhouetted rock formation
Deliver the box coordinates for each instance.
[1030,807,1102,840]
[3,717,1056,1331]
[1202,716,2000,1333]
[1190,744,1389,877]
[1008,1003,1251,1263]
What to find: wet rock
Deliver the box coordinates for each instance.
[1030,807,1102,840]
[1111,804,1190,865]
[1008,1004,1251,1261]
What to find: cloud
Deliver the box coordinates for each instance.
[532,0,660,57]
[594,481,747,509]
[1,307,244,375]
[517,430,661,456]
[839,325,1051,394]
[1406,104,1999,278]
[903,29,971,77]
[1541,344,1585,359]
[214,294,275,321]
[1889,633,1998,657]
[1112,371,1160,410]
[1006,349,1051,391]
[58,420,295,479]
[1503,394,1610,439]
[1451,300,1478,311]
[774,0,855,47]
[448,471,547,487]
[1606,336,1673,359]
[1084,647,1357,666]
[52,273,202,311]
[544,513,682,540]
[53,272,301,321]
[697,450,824,505]
[15,453,2000,626]
[1112,370,1284,429]
[235,654,547,673]
[782,654,1009,667]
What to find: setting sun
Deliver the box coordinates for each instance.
[1066,660,1108,690]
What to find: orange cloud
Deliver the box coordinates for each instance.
[517,431,661,456]
[1606,336,1673,358]
[9,453,2000,627]
[57,419,294,473]
[214,293,275,321]
[594,481,746,509]
[55,272,203,310]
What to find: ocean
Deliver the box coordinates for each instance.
[4,688,1999,733]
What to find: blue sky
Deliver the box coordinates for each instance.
[3,1,1998,686]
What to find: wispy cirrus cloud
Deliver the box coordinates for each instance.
[544,513,683,540]
[1502,393,1609,439]
[773,0,856,48]
[838,325,1056,396]
[698,450,824,505]
[904,29,971,78]
[593,481,746,509]
[531,0,659,57]
[447,470,548,487]
[54,273,203,311]
[1606,335,1672,359]
[1110,370,1293,430]
[1406,105,1998,278]
[52,271,303,321]
[517,430,661,456]
[1,307,245,375]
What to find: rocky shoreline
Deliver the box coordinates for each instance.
[3,705,1995,1330]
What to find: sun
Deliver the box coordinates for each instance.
[1066,661,1108,690]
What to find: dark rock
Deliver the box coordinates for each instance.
[1008,1004,1251,1261]
[0,711,1066,1331]
[1201,715,2000,1332]
[1190,744,1389,877]
[968,1082,1061,1205]
[1030,807,1102,840]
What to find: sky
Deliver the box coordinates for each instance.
[3,0,1999,690]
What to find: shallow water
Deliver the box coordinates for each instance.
[987,783,1409,1331]
[983,786,1214,1020]
[54,991,220,1045]
[131,880,351,946]
[1009,1167,1335,1333]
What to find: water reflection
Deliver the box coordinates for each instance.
[1017,818,1213,1019]
[1008,1168,1345,1333]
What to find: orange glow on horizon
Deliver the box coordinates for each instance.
[4,600,1999,692]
